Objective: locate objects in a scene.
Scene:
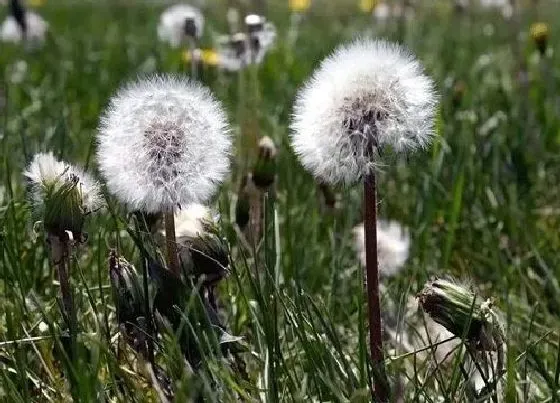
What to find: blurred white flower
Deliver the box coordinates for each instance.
[8,60,27,83]
[373,2,414,23]
[215,15,276,72]
[157,4,204,48]
[38,321,49,333]
[175,203,212,239]
[479,0,513,19]
[353,220,410,277]
[97,75,231,213]
[291,39,437,184]
[0,11,48,44]
[24,152,102,236]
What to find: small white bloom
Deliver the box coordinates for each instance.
[0,12,48,44]
[373,2,391,22]
[353,220,410,277]
[291,39,437,184]
[38,321,49,333]
[24,152,102,214]
[157,4,204,48]
[175,203,213,239]
[97,75,231,213]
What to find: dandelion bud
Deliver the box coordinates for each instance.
[252,136,277,190]
[530,22,549,55]
[452,80,467,109]
[108,250,148,354]
[24,152,102,240]
[417,278,504,352]
[235,175,251,230]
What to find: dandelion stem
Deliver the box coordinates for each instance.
[164,211,180,276]
[48,233,74,328]
[364,172,389,401]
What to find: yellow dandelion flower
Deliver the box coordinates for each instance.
[27,0,46,7]
[183,49,220,66]
[289,0,311,12]
[359,0,379,13]
[530,22,549,54]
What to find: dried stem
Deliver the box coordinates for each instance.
[364,172,389,401]
[164,211,180,276]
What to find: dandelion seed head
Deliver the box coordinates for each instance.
[0,12,48,44]
[97,75,231,213]
[353,220,410,277]
[291,39,437,184]
[24,152,102,214]
[157,4,204,47]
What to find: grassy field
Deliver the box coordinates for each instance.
[1,0,560,401]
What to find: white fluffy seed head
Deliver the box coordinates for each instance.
[0,12,48,44]
[291,39,438,185]
[157,4,204,47]
[174,203,213,239]
[24,152,103,213]
[353,220,410,277]
[97,75,232,213]
[24,152,102,237]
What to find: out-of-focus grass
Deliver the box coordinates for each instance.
[1,0,559,401]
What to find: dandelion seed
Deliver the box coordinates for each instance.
[97,75,231,213]
[353,220,410,277]
[157,4,204,48]
[291,39,437,185]
[24,152,102,238]
[0,10,47,44]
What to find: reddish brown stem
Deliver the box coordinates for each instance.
[164,211,180,276]
[364,172,389,401]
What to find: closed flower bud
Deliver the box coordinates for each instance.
[108,250,148,353]
[252,136,277,189]
[417,278,504,352]
[235,175,252,230]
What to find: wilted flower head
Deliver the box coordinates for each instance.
[291,39,437,184]
[97,75,231,213]
[157,4,204,47]
[353,220,410,277]
[418,278,504,352]
[0,11,48,44]
[24,152,102,238]
[252,136,278,189]
[174,203,229,284]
